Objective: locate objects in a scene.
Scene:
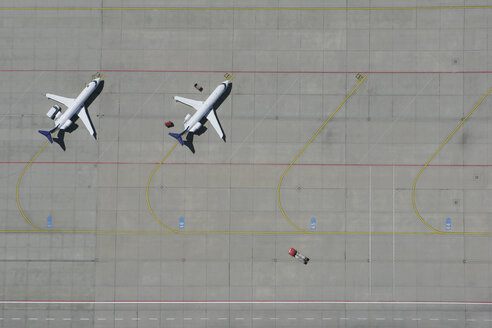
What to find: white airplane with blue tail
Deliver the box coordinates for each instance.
[38,73,102,143]
[169,79,231,145]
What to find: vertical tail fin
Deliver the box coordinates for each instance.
[169,132,184,146]
[38,130,53,143]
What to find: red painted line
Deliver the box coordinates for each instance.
[1,161,491,167]
[1,69,492,74]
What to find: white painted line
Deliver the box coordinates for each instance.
[340,317,349,320]
[235,318,244,320]
[358,317,368,320]
[288,317,297,320]
[304,317,314,320]
[80,318,90,320]
[1,300,489,306]
[200,318,209,320]
[97,318,106,320]
[217,317,227,320]
[448,318,458,320]
[12,318,20,320]
[466,318,476,321]
[149,318,158,320]
[28,318,38,320]
[184,318,192,320]
[376,318,386,320]
[270,317,279,320]
[63,318,71,320]
[322,317,332,320]
[115,318,123,320]
[252,317,262,320]
[484,319,492,322]
[131,317,140,320]
[166,318,175,320]
[46,318,54,321]
[411,318,421,320]
[429,318,440,320]
[394,318,403,320]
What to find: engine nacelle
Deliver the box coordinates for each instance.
[46,105,61,120]
[190,122,202,133]
[54,111,62,120]
[60,119,72,130]
[184,113,192,123]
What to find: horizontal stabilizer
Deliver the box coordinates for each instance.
[38,130,53,143]
[169,132,184,146]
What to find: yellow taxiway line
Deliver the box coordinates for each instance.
[277,75,367,232]
[412,87,492,235]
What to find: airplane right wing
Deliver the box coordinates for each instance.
[45,93,75,107]
[77,106,96,137]
[206,110,224,139]
[174,96,203,111]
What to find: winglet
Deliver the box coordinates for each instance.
[169,132,184,146]
[38,130,53,143]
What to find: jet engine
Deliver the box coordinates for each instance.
[190,122,202,133]
[184,113,191,123]
[46,105,61,120]
[60,119,72,130]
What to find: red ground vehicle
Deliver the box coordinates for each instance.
[165,121,174,128]
[288,248,309,265]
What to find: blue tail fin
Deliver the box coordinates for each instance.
[38,130,53,143]
[169,132,184,146]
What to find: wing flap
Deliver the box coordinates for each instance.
[206,110,224,139]
[45,93,75,107]
[174,96,203,111]
[77,106,96,137]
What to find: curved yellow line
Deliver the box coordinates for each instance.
[277,76,367,231]
[412,87,492,234]
[16,140,50,231]
[146,141,180,232]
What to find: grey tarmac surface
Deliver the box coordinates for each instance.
[1,0,492,327]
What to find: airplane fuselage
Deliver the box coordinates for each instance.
[54,78,100,130]
[184,81,228,133]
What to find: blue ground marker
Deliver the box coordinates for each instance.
[47,216,52,228]
[445,218,451,231]
[311,217,316,231]
[179,216,184,230]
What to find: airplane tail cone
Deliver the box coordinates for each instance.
[38,130,53,143]
[169,132,184,146]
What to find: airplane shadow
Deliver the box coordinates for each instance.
[53,80,104,151]
[182,82,232,153]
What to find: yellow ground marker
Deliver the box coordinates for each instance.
[412,87,492,235]
[277,75,367,232]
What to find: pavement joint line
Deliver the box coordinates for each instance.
[2,6,492,10]
[412,86,492,235]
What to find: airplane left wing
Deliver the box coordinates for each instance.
[206,110,224,139]
[77,106,96,137]
[174,96,203,110]
[45,93,75,107]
